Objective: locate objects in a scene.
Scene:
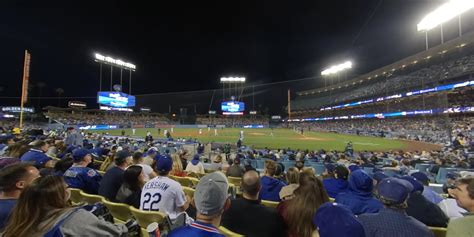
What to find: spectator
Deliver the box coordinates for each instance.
[65,127,84,147]
[226,157,245,178]
[170,154,186,177]
[221,170,286,237]
[140,154,189,221]
[210,155,224,171]
[323,165,349,198]
[132,151,156,181]
[143,148,157,166]
[63,149,102,194]
[335,170,383,215]
[278,173,330,237]
[0,143,28,169]
[185,154,205,174]
[314,202,366,237]
[358,178,434,237]
[2,176,127,236]
[400,176,449,227]
[20,140,53,169]
[411,172,443,204]
[279,167,300,201]
[321,163,336,178]
[116,165,145,208]
[0,164,40,230]
[99,150,132,201]
[446,177,474,237]
[168,172,230,237]
[259,160,286,201]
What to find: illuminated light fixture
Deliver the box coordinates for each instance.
[94,53,136,70]
[321,61,352,76]
[391,68,396,71]
[220,77,246,82]
[368,77,372,79]
[426,56,432,59]
[402,65,406,68]
[417,0,474,32]
[413,60,418,64]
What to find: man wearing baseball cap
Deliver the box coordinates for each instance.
[140,154,189,221]
[63,148,102,194]
[357,177,434,237]
[168,172,230,237]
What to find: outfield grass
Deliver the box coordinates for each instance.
[90,127,409,151]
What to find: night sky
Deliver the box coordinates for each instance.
[0,0,465,113]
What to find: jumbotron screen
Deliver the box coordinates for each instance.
[221,101,245,115]
[97,91,135,108]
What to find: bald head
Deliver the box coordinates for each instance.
[242,170,261,198]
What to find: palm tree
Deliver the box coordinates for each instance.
[55,88,64,107]
[37,82,46,108]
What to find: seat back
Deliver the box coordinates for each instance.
[429,226,447,237]
[175,176,193,187]
[69,188,83,204]
[436,168,458,184]
[187,177,200,188]
[182,187,195,199]
[97,170,106,176]
[129,206,167,230]
[218,226,245,237]
[227,177,242,187]
[79,190,105,204]
[415,163,431,172]
[261,200,279,209]
[102,199,132,221]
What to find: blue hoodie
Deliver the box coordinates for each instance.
[335,170,382,215]
[259,176,286,201]
[323,178,349,198]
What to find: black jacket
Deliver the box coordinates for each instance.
[406,192,449,227]
[222,198,286,237]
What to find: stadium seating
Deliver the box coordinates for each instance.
[218,226,245,237]
[102,199,133,222]
[429,226,447,237]
[261,200,279,209]
[129,206,167,231]
[182,187,195,199]
[69,188,83,204]
[435,167,458,184]
[227,177,242,187]
[79,190,105,204]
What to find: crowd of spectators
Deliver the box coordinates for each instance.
[1,120,473,236]
[293,53,474,111]
[291,115,473,145]
[46,111,170,126]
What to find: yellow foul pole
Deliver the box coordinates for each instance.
[20,50,31,129]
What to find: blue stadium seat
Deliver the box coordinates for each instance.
[311,163,326,175]
[280,161,296,171]
[383,169,399,177]
[363,167,374,176]
[414,163,431,172]
[436,167,458,184]
[256,159,265,170]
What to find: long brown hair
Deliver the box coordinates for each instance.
[284,173,330,237]
[3,176,70,237]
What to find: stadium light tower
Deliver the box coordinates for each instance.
[220,76,246,103]
[417,0,474,50]
[94,53,136,94]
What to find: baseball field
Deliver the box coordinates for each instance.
[91,128,441,152]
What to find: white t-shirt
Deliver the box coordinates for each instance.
[137,164,154,181]
[185,162,205,174]
[140,176,186,220]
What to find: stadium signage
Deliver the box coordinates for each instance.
[94,53,136,70]
[1,107,34,113]
[208,110,216,115]
[68,101,87,108]
[78,125,118,130]
[140,107,151,112]
[99,106,133,112]
[249,110,257,115]
[289,106,474,122]
[271,115,281,120]
[319,80,474,112]
[97,91,136,108]
[223,112,244,115]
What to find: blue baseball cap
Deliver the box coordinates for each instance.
[373,172,388,182]
[72,149,92,162]
[0,134,15,144]
[156,154,173,172]
[411,172,429,183]
[399,175,424,193]
[314,202,365,237]
[191,154,200,165]
[348,165,360,172]
[377,177,414,204]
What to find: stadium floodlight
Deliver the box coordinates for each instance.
[94,53,136,70]
[417,0,474,32]
[321,61,352,76]
[220,77,246,83]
